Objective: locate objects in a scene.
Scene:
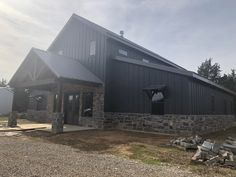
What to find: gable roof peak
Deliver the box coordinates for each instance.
[69,13,186,70]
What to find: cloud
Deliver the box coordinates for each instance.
[0,0,235,81]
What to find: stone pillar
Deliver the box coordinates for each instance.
[51,113,64,134]
[8,111,18,127]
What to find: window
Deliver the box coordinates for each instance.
[151,91,164,115]
[74,94,80,116]
[118,49,128,56]
[90,41,96,56]
[53,94,58,112]
[82,92,93,117]
[142,58,149,63]
[58,50,63,55]
[211,96,215,113]
[35,95,47,111]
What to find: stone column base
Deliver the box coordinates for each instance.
[8,111,18,127]
[51,113,64,134]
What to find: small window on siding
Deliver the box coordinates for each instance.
[90,41,96,56]
[142,59,149,63]
[118,49,128,56]
[58,50,63,55]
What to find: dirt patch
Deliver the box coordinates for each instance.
[18,127,236,177]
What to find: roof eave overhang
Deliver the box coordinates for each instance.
[58,77,103,86]
[191,73,236,96]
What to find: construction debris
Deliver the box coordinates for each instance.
[191,137,236,169]
[170,136,236,169]
[170,135,203,151]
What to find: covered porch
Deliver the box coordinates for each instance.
[9,48,104,132]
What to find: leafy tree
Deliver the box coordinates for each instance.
[219,69,236,92]
[197,58,221,83]
[0,78,7,87]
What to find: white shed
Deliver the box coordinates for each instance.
[0,87,13,115]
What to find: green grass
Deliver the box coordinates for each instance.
[129,143,161,165]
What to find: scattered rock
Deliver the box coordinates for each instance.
[191,137,236,169]
[170,135,203,151]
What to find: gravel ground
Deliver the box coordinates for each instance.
[0,137,199,177]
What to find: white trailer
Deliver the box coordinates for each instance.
[0,87,13,115]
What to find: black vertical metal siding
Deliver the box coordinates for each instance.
[46,17,235,115]
[188,79,234,115]
[104,60,189,114]
[48,17,107,81]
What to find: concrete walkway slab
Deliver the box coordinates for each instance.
[0,123,50,132]
[0,118,96,133]
[42,124,96,133]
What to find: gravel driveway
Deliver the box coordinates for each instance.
[0,137,199,177]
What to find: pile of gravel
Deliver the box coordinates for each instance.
[0,138,199,177]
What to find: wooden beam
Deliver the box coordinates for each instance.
[16,78,56,88]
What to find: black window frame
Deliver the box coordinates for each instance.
[82,92,93,117]
[36,95,47,111]
[151,91,165,115]
[53,94,58,112]
[89,41,96,56]
[118,49,128,56]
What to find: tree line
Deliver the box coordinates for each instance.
[197,58,236,92]
[0,78,7,87]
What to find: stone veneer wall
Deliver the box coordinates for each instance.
[104,112,235,134]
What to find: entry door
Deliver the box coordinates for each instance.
[64,93,80,125]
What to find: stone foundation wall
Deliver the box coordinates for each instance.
[104,112,235,134]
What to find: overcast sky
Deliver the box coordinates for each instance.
[0,0,236,81]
